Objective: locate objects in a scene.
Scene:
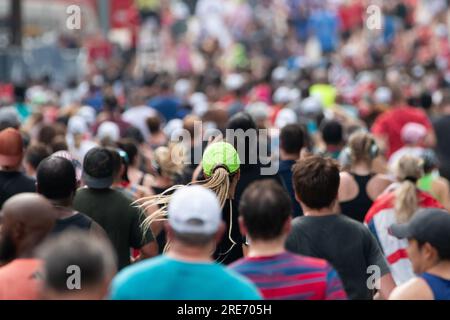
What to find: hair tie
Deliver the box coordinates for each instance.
[404,176,418,183]
[212,164,230,174]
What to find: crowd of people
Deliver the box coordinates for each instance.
[1,0,450,300]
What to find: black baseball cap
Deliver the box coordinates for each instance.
[390,208,450,258]
[82,147,114,189]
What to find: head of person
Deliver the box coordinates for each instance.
[421,149,439,174]
[226,112,258,169]
[50,136,69,153]
[139,142,240,239]
[153,143,185,181]
[24,143,51,177]
[182,115,201,145]
[107,147,129,184]
[165,185,225,253]
[391,86,406,107]
[292,156,340,213]
[0,193,56,264]
[37,125,57,146]
[97,121,120,146]
[37,230,117,300]
[103,95,119,113]
[0,128,24,171]
[0,107,20,131]
[401,122,427,147]
[239,180,292,242]
[81,147,115,190]
[36,156,78,206]
[146,115,163,135]
[279,124,304,159]
[321,120,343,148]
[390,208,450,274]
[117,138,139,167]
[344,131,379,166]
[393,155,424,223]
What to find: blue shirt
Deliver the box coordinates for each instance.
[148,95,181,122]
[421,272,450,300]
[110,255,262,300]
[278,159,303,217]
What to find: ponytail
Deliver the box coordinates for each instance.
[394,180,418,223]
[136,166,234,251]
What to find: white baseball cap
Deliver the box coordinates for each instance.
[97,121,120,142]
[168,185,221,235]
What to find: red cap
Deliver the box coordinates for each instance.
[0,128,23,167]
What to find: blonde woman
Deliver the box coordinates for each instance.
[338,131,392,222]
[138,141,243,264]
[364,155,444,285]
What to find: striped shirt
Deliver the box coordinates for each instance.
[229,252,347,300]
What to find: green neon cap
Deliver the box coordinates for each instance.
[202,142,240,176]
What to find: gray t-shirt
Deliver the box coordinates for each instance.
[285,214,390,300]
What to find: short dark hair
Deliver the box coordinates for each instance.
[37,156,77,200]
[239,180,292,240]
[37,230,117,293]
[292,156,340,209]
[321,120,343,145]
[25,143,50,170]
[83,147,114,179]
[146,115,162,134]
[280,124,304,155]
[117,139,138,164]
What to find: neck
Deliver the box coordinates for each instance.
[247,237,286,258]
[427,261,450,278]
[166,241,213,263]
[280,152,299,161]
[303,206,336,217]
[351,161,371,175]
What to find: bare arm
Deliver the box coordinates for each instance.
[378,273,396,300]
[389,278,433,300]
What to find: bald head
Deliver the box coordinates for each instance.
[0,193,56,262]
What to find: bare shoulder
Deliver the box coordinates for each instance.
[434,177,450,190]
[389,278,434,300]
[367,174,393,199]
[338,171,356,201]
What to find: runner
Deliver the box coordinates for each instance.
[389,209,450,300]
[286,155,396,300]
[110,185,261,300]
[231,179,347,300]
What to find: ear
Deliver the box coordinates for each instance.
[11,221,25,243]
[423,242,439,261]
[238,216,247,237]
[35,182,40,194]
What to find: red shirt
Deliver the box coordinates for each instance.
[371,106,432,158]
[0,259,42,300]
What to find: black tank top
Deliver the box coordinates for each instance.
[340,173,374,223]
[51,212,93,234]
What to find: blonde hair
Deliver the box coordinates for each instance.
[153,143,185,180]
[347,131,378,164]
[136,166,235,248]
[394,155,424,223]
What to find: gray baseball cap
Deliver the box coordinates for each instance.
[390,208,450,257]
